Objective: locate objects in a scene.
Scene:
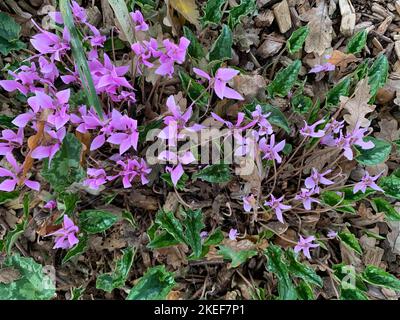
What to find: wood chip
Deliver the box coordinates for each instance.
[254,9,275,27]
[273,0,292,33]
[339,0,356,37]
[377,16,393,34]
[395,41,400,60]
[396,0,400,16]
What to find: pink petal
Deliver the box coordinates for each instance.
[24,179,40,191]
[171,164,184,187]
[0,179,17,191]
[216,68,240,81]
[90,134,106,151]
[31,146,51,159]
[193,68,211,80]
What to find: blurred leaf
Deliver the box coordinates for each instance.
[346,29,367,54]
[296,280,315,300]
[41,134,85,194]
[169,0,200,28]
[368,54,389,101]
[0,115,16,129]
[362,265,400,291]
[267,60,301,98]
[372,198,400,221]
[218,245,257,268]
[201,0,226,26]
[291,94,313,114]
[79,210,118,234]
[379,174,400,200]
[108,0,136,44]
[326,77,351,107]
[70,286,85,300]
[147,231,180,249]
[184,209,204,258]
[0,190,19,204]
[321,191,356,213]
[0,13,25,55]
[338,232,362,255]
[355,137,391,166]
[193,164,232,183]
[60,0,103,118]
[179,70,210,108]
[228,0,257,29]
[183,26,205,59]
[340,285,368,300]
[96,247,136,292]
[265,245,297,300]
[287,26,309,54]
[126,265,175,300]
[62,236,88,264]
[285,249,323,287]
[0,255,55,300]
[209,25,233,62]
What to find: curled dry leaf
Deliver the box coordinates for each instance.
[341,77,375,130]
[374,118,400,142]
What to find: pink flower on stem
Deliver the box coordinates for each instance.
[294,235,319,260]
[304,168,334,193]
[114,157,151,188]
[264,194,291,223]
[193,67,244,100]
[0,153,40,191]
[327,230,338,239]
[132,158,152,185]
[243,194,257,212]
[39,56,59,82]
[211,112,256,131]
[294,188,320,210]
[48,215,79,250]
[309,55,335,74]
[300,119,326,138]
[131,39,159,72]
[353,172,384,194]
[229,228,239,240]
[251,105,273,136]
[156,37,190,77]
[107,110,139,155]
[0,128,24,155]
[83,168,108,190]
[44,199,57,210]
[158,150,196,186]
[31,127,66,164]
[336,126,374,160]
[258,134,286,163]
[130,10,149,31]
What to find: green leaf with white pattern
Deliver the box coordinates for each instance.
[346,30,368,54]
[287,26,309,54]
[193,164,232,183]
[79,210,118,234]
[228,0,257,29]
[371,198,400,221]
[218,245,257,268]
[362,266,400,291]
[355,137,391,166]
[368,54,389,101]
[326,77,351,107]
[183,26,205,59]
[209,25,233,62]
[184,209,205,259]
[338,231,362,255]
[285,249,323,287]
[379,173,400,200]
[267,60,301,98]
[201,0,227,26]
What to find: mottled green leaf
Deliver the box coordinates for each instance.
[209,25,233,62]
[41,133,85,193]
[346,30,368,54]
[147,231,180,249]
[287,26,309,54]
[338,232,362,255]
[368,54,389,101]
[267,60,301,98]
[326,77,351,107]
[79,210,118,234]
[218,245,257,268]
[0,255,55,300]
[62,235,88,264]
[379,173,400,200]
[372,198,400,221]
[355,137,391,166]
[0,191,19,205]
[0,13,25,55]
[161,172,188,191]
[96,247,136,292]
[228,0,257,29]
[291,94,313,114]
[296,280,315,300]
[193,164,232,183]
[340,285,368,300]
[201,0,227,26]
[321,191,356,213]
[126,265,175,300]
[185,209,204,258]
[362,265,400,291]
[155,210,186,244]
[285,249,323,287]
[183,26,205,59]
[265,245,297,300]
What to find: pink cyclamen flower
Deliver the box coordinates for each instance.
[0,128,24,155]
[228,228,239,240]
[31,127,66,164]
[243,194,257,212]
[158,150,196,186]
[309,55,335,74]
[200,231,208,240]
[48,215,79,250]
[156,37,190,77]
[83,168,108,190]
[327,230,338,239]
[251,105,273,136]
[44,200,57,210]
[132,158,152,185]
[294,188,320,210]
[264,194,292,223]
[130,10,149,31]
[353,172,384,194]
[304,168,334,193]
[114,157,151,188]
[193,67,244,100]
[300,119,326,138]
[0,153,40,191]
[258,134,286,163]
[336,126,374,160]
[211,112,256,131]
[294,235,319,260]
[107,109,139,155]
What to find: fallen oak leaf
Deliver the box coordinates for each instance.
[341,77,375,130]
[327,50,358,70]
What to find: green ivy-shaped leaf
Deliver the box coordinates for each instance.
[371,198,400,221]
[193,164,232,183]
[0,255,55,300]
[325,77,351,107]
[287,26,309,54]
[62,235,88,264]
[362,265,400,291]
[209,25,233,62]
[355,137,391,166]
[184,209,205,259]
[291,94,313,114]
[126,265,175,300]
[79,210,118,234]
[183,26,205,59]
[267,60,301,98]
[285,249,323,287]
[0,13,26,55]
[379,173,400,200]
[41,133,85,193]
[296,280,315,300]
[155,210,187,244]
[321,191,355,214]
[368,54,389,101]
[346,30,368,54]
[96,247,136,292]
